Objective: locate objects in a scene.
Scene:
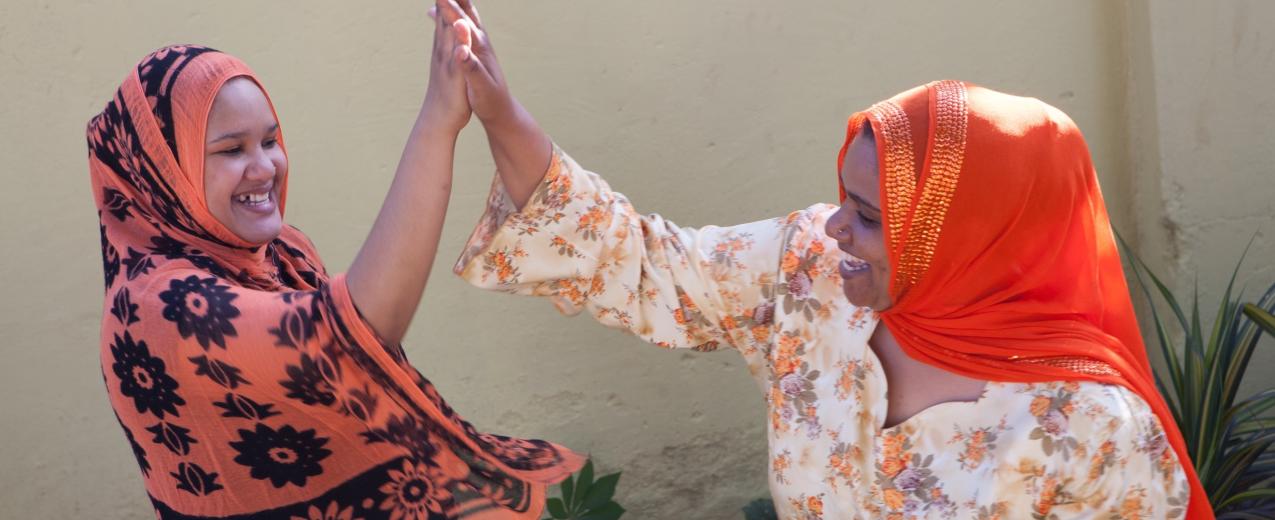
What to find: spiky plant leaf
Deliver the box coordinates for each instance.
[1120,233,1275,516]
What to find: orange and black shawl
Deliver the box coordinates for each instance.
[88,45,581,520]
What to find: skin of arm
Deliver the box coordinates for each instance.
[343,1,474,345]
[436,0,550,210]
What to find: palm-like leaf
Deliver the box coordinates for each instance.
[542,459,625,520]
[1119,234,1275,517]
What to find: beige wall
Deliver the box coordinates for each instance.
[1123,0,1275,398]
[0,1,1270,518]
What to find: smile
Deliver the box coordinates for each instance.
[839,258,870,278]
[233,188,276,215]
[236,191,270,205]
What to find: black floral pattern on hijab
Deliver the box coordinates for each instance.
[111,331,185,418]
[230,423,332,488]
[136,45,219,165]
[102,225,120,289]
[159,275,241,349]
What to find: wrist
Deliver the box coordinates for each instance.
[477,97,529,135]
[414,110,465,143]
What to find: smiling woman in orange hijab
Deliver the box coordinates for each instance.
[435,1,1208,517]
[87,5,580,519]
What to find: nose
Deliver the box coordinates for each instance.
[244,148,276,181]
[824,205,853,245]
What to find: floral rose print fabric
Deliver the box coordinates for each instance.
[456,148,1189,519]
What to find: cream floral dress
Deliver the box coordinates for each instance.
[454,148,1190,519]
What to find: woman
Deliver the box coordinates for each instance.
[438,2,1209,518]
[88,6,580,519]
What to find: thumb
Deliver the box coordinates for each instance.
[452,20,496,92]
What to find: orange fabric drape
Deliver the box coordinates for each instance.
[89,45,580,519]
[838,80,1211,518]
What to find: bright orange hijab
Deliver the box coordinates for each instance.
[838,81,1211,518]
[89,45,580,519]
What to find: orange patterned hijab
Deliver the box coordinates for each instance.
[88,45,581,519]
[838,81,1211,518]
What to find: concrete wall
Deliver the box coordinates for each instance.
[0,1,1269,518]
[1123,0,1275,398]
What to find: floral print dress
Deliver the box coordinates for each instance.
[455,148,1191,519]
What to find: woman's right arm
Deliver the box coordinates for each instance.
[341,1,474,347]
[441,1,839,357]
[454,147,805,355]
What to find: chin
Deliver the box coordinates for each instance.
[842,285,890,311]
[235,222,282,245]
[841,289,871,308]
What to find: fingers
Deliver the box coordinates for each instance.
[435,0,465,25]
[434,0,502,103]
[452,20,492,84]
[456,0,482,27]
[433,6,450,60]
[443,0,499,79]
[453,17,473,49]
[429,4,440,48]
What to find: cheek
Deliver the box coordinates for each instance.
[203,158,242,205]
[270,150,288,178]
[854,223,887,260]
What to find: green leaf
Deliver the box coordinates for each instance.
[573,460,595,510]
[1243,303,1275,337]
[741,499,779,520]
[561,474,574,511]
[578,502,624,520]
[1214,486,1275,511]
[582,473,621,510]
[1116,231,1275,515]
[1116,234,1185,410]
[546,498,568,519]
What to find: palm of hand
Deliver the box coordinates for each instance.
[423,2,473,133]
[434,0,513,125]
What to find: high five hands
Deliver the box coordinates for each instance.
[429,0,515,128]
[429,0,553,209]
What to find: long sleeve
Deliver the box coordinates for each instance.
[1052,384,1191,518]
[455,146,842,370]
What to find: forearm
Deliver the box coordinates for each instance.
[482,100,551,210]
[346,110,457,345]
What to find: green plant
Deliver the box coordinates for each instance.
[542,459,624,520]
[1121,236,1275,517]
[741,498,778,520]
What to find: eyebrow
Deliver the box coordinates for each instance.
[208,123,279,144]
[847,192,881,213]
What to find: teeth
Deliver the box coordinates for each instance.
[842,259,870,272]
[237,192,269,204]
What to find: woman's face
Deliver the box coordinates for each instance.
[824,126,893,311]
[203,77,286,245]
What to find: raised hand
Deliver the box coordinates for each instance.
[433,0,553,209]
[432,0,516,127]
[341,2,473,345]
[421,0,473,134]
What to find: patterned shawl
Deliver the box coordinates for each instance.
[838,81,1211,518]
[88,44,581,520]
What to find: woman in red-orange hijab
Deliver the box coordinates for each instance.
[88,5,580,519]
[436,1,1209,517]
